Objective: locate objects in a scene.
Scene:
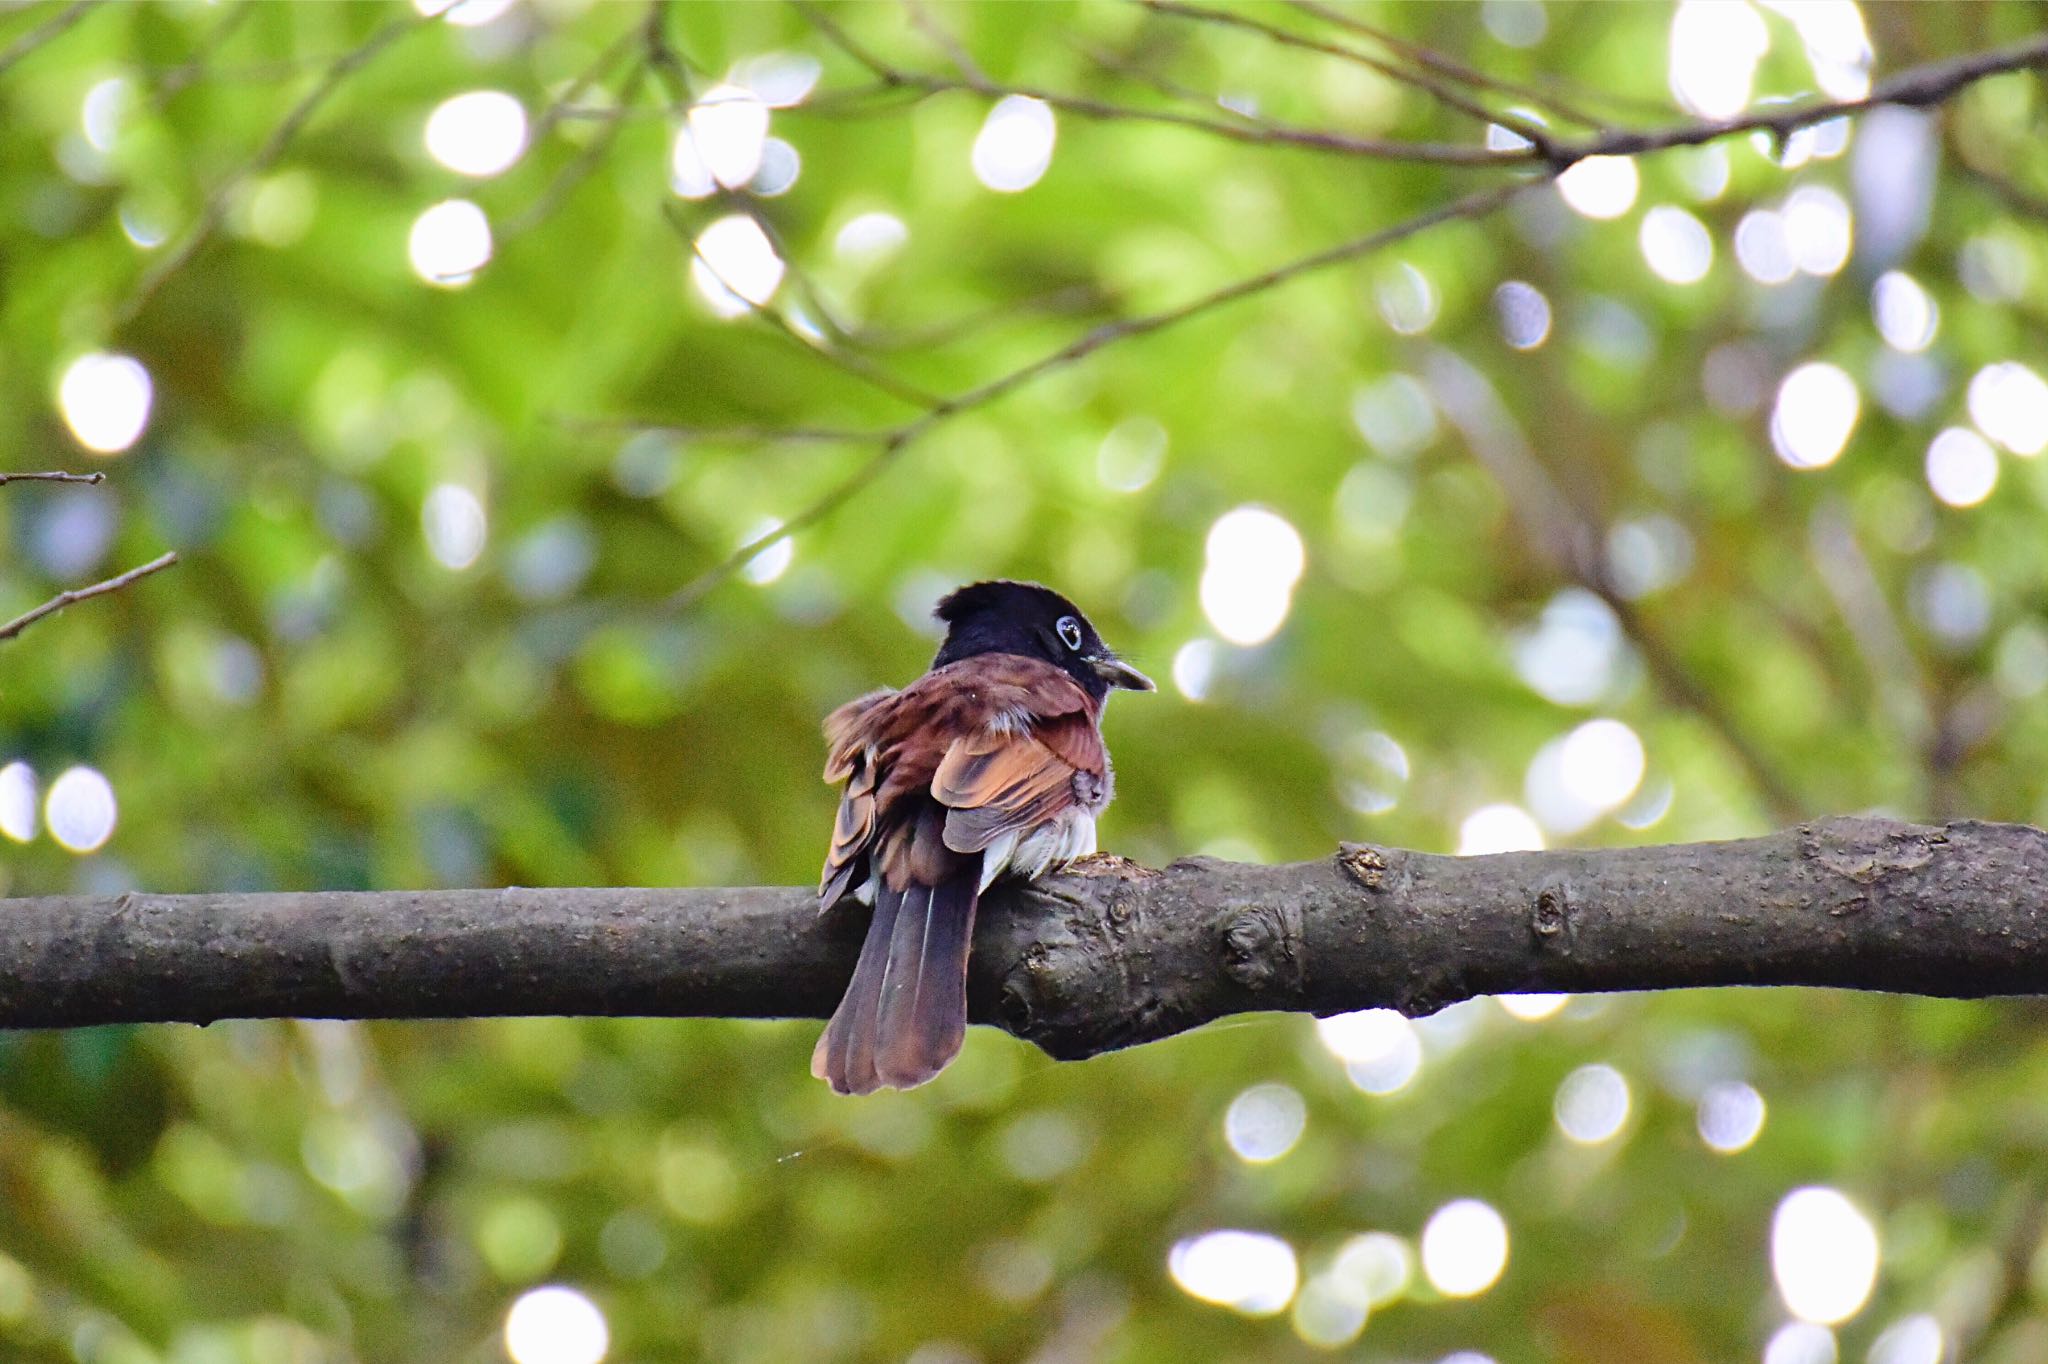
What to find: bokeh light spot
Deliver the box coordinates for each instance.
[1871,271,1937,352]
[1765,1322,1838,1364]
[1553,1063,1631,1144]
[0,763,38,843]
[1556,156,1638,220]
[1169,1231,1299,1316]
[688,84,769,189]
[1421,1200,1509,1298]
[1696,1081,1766,1153]
[690,214,784,317]
[1924,428,1998,509]
[1668,0,1768,117]
[423,484,488,570]
[1772,1187,1879,1324]
[408,199,492,286]
[1200,507,1305,647]
[504,1286,609,1364]
[45,766,116,854]
[1493,281,1552,349]
[424,90,527,177]
[972,95,1055,192]
[1457,804,1544,855]
[58,352,153,455]
[1639,205,1713,284]
[1318,1009,1423,1095]
[1967,362,2048,456]
[1771,362,1860,470]
[1496,993,1568,1022]
[1224,1084,1307,1163]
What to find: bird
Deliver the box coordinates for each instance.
[811,580,1153,1095]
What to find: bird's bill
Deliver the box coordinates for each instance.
[1090,655,1155,691]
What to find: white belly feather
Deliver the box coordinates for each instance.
[979,810,1097,891]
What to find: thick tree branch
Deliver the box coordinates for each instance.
[3,819,2042,1062]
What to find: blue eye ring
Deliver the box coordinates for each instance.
[1056,616,1084,651]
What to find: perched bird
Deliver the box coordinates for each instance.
[812,580,1153,1095]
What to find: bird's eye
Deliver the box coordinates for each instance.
[1056,616,1084,651]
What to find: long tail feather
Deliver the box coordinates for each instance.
[811,888,901,1095]
[874,876,979,1089]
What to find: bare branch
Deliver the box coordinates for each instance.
[1281,0,1613,128]
[1548,29,2048,163]
[795,0,1518,167]
[557,417,879,446]
[505,56,651,238]
[143,0,257,108]
[1140,0,1562,159]
[0,470,106,485]
[0,0,96,82]
[0,551,178,645]
[2,820,2043,1060]
[115,15,426,328]
[667,178,1537,609]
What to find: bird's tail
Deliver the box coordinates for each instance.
[811,873,980,1095]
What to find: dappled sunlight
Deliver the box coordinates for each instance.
[1924,428,1998,509]
[690,214,785,316]
[1201,507,1305,647]
[1967,362,2048,456]
[45,766,116,854]
[973,95,1056,192]
[1771,362,1860,470]
[1317,1009,1423,1095]
[688,85,770,190]
[1871,271,1937,352]
[1765,1322,1839,1364]
[423,484,488,570]
[1556,156,1638,220]
[58,352,152,454]
[1554,1063,1631,1144]
[1697,1081,1766,1154]
[1773,1188,1879,1324]
[504,1286,609,1364]
[1169,1231,1299,1316]
[1639,206,1713,285]
[1421,1200,1509,1298]
[1456,804,1544,855]
[0,762,36,843]
[1224,1083,1306,1163]
[424,90,527,178]
[408,199,492,286]
[1668,0,1769,118]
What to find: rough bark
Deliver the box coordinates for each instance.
[2,816,2043,1058]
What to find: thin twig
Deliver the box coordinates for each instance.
[0,470,106,486]
[1140,0,1562,159]
[904,0,987,85]
[795,0,1518,167]
[528,14,646,147]
[557,418,876,446]
[505,56,651,238]
[669,179,1536,609]
[0,0,96,82]
[145,0,257,108]
[115,15,426,328]
[0,552,178,644]
[668,204,947,412]
[1282,0,1611,128]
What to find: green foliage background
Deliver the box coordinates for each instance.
[3,1,2048,1360]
